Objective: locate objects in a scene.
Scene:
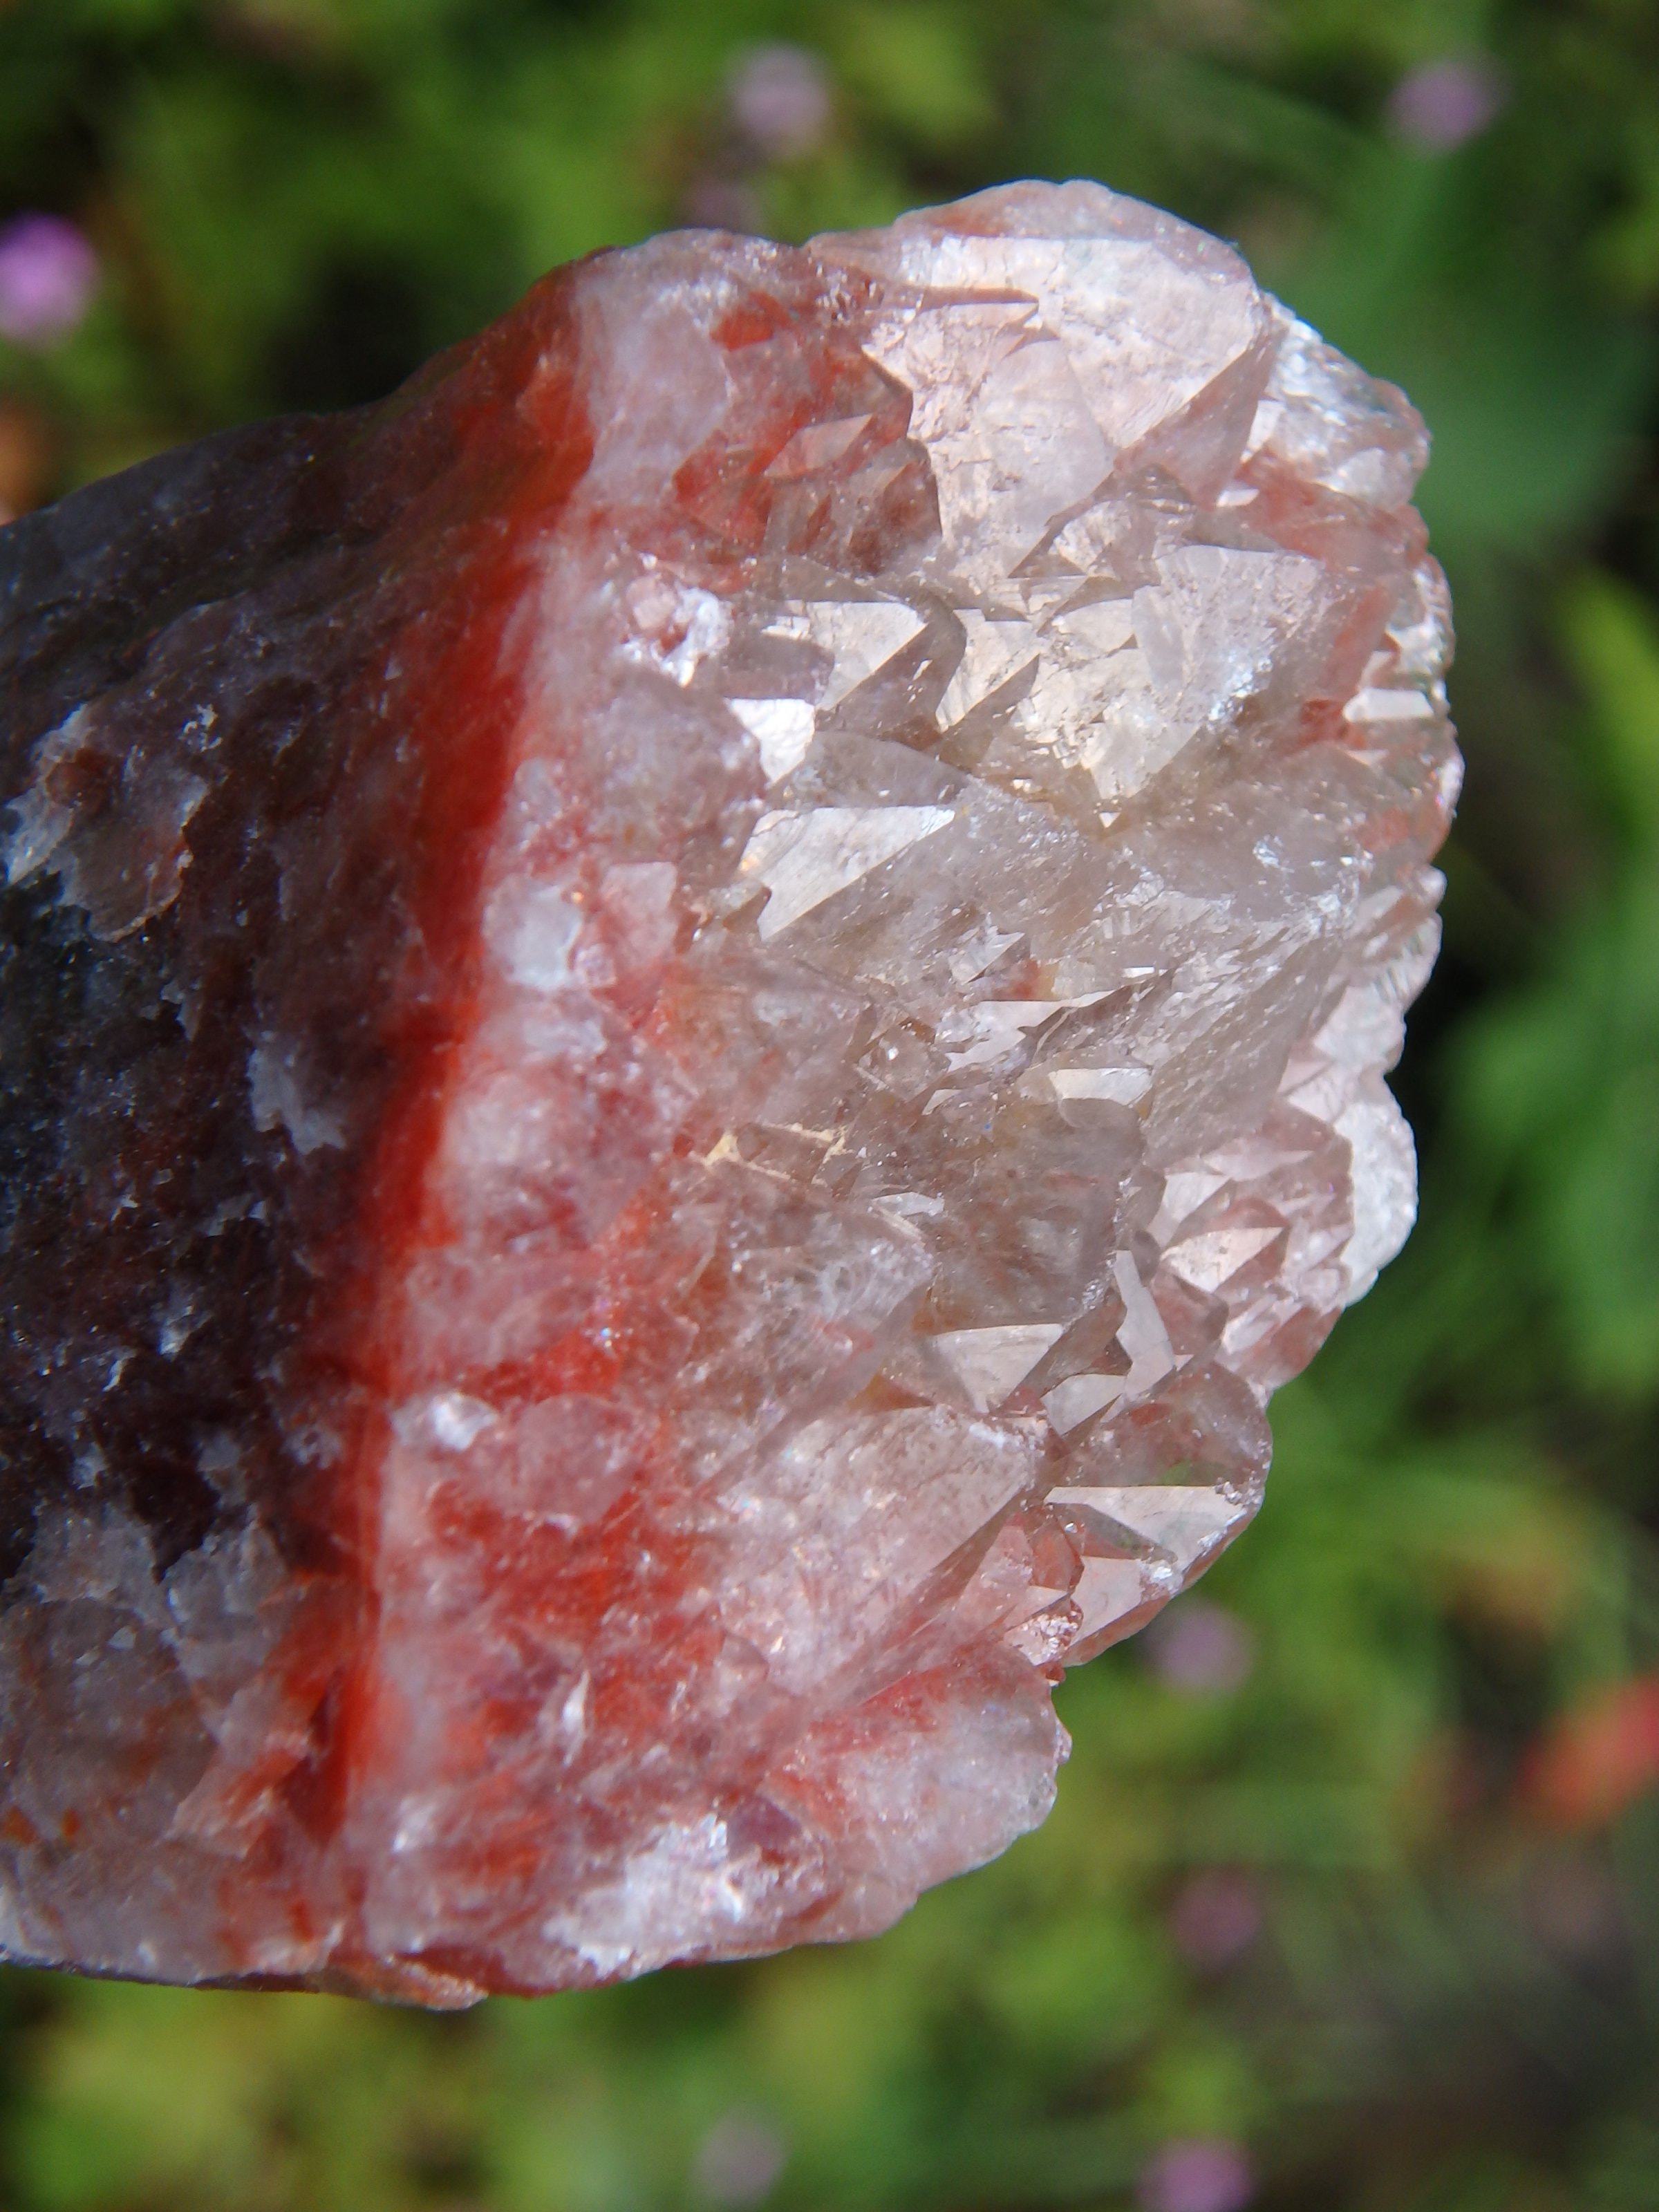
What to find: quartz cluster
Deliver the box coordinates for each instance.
[0,181,1456,2001]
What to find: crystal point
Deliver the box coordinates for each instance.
[0,181,1455,2000]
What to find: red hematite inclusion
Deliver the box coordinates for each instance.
[0,182,1456,2002]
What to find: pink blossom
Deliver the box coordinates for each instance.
[727,44,833,160]
[1387,57,1506,151]
[1138,2138,1255,2212]
[1168,1868,1264,1969]
[1144,1599,1255,1694]
[0,215,100,346]
[682,178,764,235]
[692,2112,788,2206]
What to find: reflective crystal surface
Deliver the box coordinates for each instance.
[0,181,1456,2001]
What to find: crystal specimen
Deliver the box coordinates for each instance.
[0,182,1456,2002]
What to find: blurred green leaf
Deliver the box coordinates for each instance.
[1562,570,1659,837]
[830,3,995,151]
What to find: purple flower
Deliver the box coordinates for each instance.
[1387,57,1506,151]
[1144,1599,1255,1694]
[0,215,100,347]
[1138,2138,1255,2212]
[693,2111,788,2206]
[1168,1868,1264,1969]
[682,177,765,236]
[727,44,833,161]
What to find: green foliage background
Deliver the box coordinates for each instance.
[3,1,1659,2206]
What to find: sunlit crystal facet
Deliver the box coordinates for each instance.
[0,181,1456,2001]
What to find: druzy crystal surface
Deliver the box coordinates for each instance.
[0,182,1456,2002]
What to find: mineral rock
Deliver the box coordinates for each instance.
[0,181,1456,2002]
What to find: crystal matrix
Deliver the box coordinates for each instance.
[0,182,1456,2001]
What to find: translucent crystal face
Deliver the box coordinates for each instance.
[0,181,1455,2002]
